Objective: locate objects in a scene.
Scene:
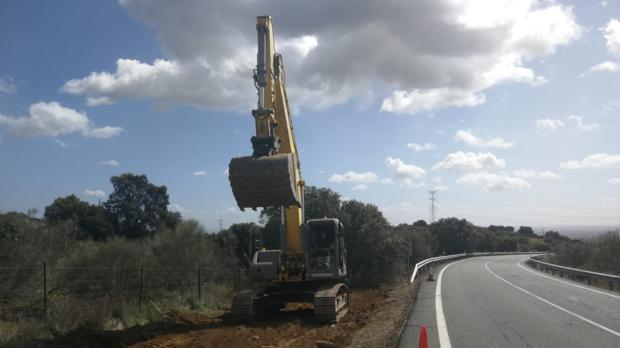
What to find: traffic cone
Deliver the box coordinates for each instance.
[418,325,428,348]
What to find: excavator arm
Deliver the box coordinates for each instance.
[229,16,304,253]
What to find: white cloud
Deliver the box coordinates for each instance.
[83,189,106,198]
[85,126,125,139]
[329,171,378,183]
[0,76,16,94]
[580,61,620,77]
[560,153,620,169]
[454,130,514,148]
[385,157,426,180]
[280,35,319,57]
[351,184,368,191]
[602,19,620,56]
[0,101,123,139]
[457,172,531,191]
[223,168,229,176]
[567,115,600,131]
[404,181,426,189]
[193,170,208,176]
[168,203,191,215]
[535,118,565,131]
[86,97,113,106]
[433,177,443,183]
[513,169,561,179]
[64,0,581,114]
[54,139,68,147]
[380,201,424,225]
[407,142,437,152]
[432,151,506,171]
[381,88,485,114]
[433,185,450,191]
[380,178,394,184]
[98,159,120,167]
[607,177,620,184]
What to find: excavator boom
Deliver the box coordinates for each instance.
[228,15,303,252]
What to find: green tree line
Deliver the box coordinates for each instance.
[1,173,566,289]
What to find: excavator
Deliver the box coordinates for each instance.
[228,16,349,323]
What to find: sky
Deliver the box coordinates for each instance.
[1,0,619,232]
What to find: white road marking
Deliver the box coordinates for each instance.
[485,261,620,338]
[516,261,620,300]
[436,260,464,348]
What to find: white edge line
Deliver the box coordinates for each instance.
[485,261,620,338]
[436,260,464,348]
[516,260,620,300]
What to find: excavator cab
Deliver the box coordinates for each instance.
[307,219,347,280]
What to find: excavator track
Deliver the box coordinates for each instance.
[314,283,349,323]
[231,288,265,322]
[228,154,300,209]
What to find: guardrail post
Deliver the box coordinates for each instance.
[609,281,614,291]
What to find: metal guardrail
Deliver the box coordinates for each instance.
[409,251,547,284]
[409,253,466,283]
[527,255,620,291]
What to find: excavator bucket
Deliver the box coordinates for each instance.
[229,154,301,209]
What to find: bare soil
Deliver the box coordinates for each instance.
[52,284,416,348]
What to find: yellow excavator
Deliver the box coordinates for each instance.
[228,16,349,323]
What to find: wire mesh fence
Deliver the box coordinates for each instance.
[0,263,247,321]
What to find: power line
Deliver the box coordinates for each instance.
[429,190,438,223]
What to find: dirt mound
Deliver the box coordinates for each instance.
[55,286,414,348]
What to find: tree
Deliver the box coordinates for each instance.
[76,205,113,241]
[304,186,341,220]
[45,195,111,240]
[44,194,90,230]
[339,200,406,286]
[516,226,535,237]
[430,218,474,254]
[488,225,514,234]
[413,220,428,227]
[393,223,435,262]
[225,223,263,267]
[104,173,171,239]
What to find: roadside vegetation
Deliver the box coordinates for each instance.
[548,230,620,275]
[1,173,568,345]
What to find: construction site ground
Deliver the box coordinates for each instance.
[54,283,416,348]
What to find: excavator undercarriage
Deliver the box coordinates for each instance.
[231,282,349,323]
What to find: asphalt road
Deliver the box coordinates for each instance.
[398,255,620,348]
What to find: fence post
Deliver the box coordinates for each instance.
[237,268,242,292]
[42,261,47,316]
[139,267,144,312]
[197,268,202,302]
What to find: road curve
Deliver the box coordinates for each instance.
[398,255,620,348]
